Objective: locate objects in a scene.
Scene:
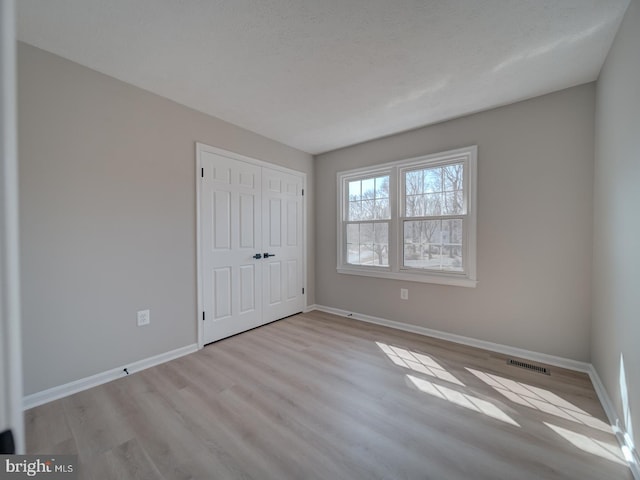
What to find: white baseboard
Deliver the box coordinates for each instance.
[588,366,640,479]
[23,343,198,410]
[311,304,638,478]
[312,305,590,372]
[303,303,318,313]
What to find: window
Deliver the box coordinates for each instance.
[345,175,390,266]
[337,146,477,287]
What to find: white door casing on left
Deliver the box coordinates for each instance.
[196,143,306,347]
[0,0,24,454]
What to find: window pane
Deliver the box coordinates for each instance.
[403,219,464,272]
[374,198,390,219]
[374,223,388,244]
[346,223,359,245]
[405,170,422,195]
[443,164,464,192]
[375,176,389,200]
[443,191,464,215]
[405,162,465,217]
[345,222,389,267]
[349,181,361,201]
[360,200,374,220]
[357,243,371,265]
[360,223,373,242]
[361,178,375,199]
[424,168,441,193]
[348,201,360,220]
[374,223,389,266]
[405,194,421,217]
[424,192,441,216]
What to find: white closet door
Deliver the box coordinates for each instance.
[262,168,305,323]
[201,152,262,344]
[200,149,305,344]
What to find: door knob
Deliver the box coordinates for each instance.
[252,253,262,259]
[263,253,276,258]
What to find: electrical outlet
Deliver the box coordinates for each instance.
[400,288,408,300]
[137,309,150,326]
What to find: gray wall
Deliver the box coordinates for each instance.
[315,84,595,361]
[18,43,314,395]
[593,0,640,456]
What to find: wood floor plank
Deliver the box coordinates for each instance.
[62,386,136,462]
[26,311,633,479]
[90,438,165,480]
[24,398,74,453]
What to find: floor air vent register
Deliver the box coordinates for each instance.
[507,358,550,375]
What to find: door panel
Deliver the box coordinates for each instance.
[262,169,305,322]
[268,262,282,304]
[213,191,231,249]
[201,152,262,344]
[287,200,298,245]
[239,265,256,312]
[239,194,255,248]
[213,267,231,319]
[269,199,281,246]
[286,260,298,300]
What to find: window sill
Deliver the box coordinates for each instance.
[337,267,478,288]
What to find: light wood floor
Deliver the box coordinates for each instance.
[26,311,632,479]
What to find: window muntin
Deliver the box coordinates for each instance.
[337,146,477,287]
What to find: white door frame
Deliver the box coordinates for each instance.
[195,143,307,349]
[0,0,24,453]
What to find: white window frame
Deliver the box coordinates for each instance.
[337,146,477,287]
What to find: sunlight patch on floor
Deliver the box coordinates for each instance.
[466,368,611,433]
[376,342,464,386]
[407,374,520,427]
[545,423,627,465]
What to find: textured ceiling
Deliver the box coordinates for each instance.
[17,0,629,154]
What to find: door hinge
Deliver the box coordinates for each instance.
[201,167,204,178]
[202,311,205,321]
[302,287,305,294]
[302,188,304,196]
